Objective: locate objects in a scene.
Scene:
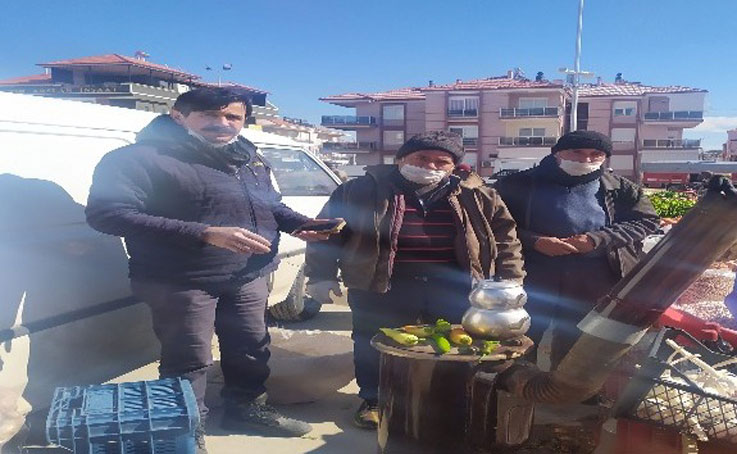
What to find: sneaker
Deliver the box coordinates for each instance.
[222,393,312,437]
[353,400,379,430]
[194,422,208,454]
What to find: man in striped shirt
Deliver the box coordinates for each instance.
[305,131,525,429]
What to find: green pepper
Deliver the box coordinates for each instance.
[434,318,452,334]
[480,340,501,356]
[431,333,452,354]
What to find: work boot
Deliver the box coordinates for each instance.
[353,399,379,430]
[194,421,208,454]
[222,393,312,437]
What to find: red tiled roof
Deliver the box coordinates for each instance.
[321,75,562,105]
[421,75,563,91]
[577,83,706,97]
[0,73,52,85]
[39,54,200,80]
[320,87,425,103]
[260,116,312,132]
[191,80,268,95]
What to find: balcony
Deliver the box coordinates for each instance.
[322,141,377,153]
[462,137,478,147]
[447,109,478,118]
[321,115,377,128]
[499,107,559,118]
[499,136,557,146]
[643,111,703,122]
[642,139,701,149]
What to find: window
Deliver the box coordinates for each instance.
[518,98,548,109]
[259,148,338,196]
[383,130,405,147]
[449,125,479,146]
[519,128,545,137]
[613,101,637,117]
[611,128,636,143]
[382,105,404,121]
[383,155,396,165]
[382,104,405,127]
[448,96,479,116]
[614,107,635,116]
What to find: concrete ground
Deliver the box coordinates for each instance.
[105,304,610,454]
[109,303,379,454]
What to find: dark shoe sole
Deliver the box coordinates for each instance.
[352,414,378,430]
[221,416,313,438]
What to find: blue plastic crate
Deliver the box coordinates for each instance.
[46,378,200,454]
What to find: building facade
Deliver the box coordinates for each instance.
[321,71,706,180]
[0,54,273,118]
[574,82,705,178]
[724,129,737,161]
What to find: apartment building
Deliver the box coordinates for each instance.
[321,71,565,176]
[0,54,273,118]
[575,81,706,178]
[724,129,737,161]
[321,71,706,180]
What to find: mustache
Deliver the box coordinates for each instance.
[202,126,237,134]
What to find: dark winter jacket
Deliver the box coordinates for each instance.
[495,156,660,280]
[304,165,525,293]
[85,115,309,285]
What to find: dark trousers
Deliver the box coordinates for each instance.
[525,257,620,368]
[348,270,472,402]
[131,277,270,418]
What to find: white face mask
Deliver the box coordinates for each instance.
[187,129,238,148]
[558,158,603,176]
[399,164,448,186]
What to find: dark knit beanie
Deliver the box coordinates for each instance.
[551,130,612,157]
[396,131,465,163]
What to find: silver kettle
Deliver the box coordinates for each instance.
[461,280,530,340]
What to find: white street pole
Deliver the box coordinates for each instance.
[571,0,585,131]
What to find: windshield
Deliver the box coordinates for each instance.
[260,147,338,197]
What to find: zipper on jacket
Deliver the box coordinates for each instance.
[234,167,258,231]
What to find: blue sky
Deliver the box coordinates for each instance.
[2,0,735,149]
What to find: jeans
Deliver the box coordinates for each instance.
[131,277,270,418]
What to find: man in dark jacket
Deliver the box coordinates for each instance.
[496,130,660,368]
[86,88,331,449]
[304,131,525,429]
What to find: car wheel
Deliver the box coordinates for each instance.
[268,265,322,322]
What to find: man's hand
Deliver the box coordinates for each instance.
[202,226,272,254]
[534,236,579,257]
[306,280,343,305]
[565,234,596,254]
[291,218,344,242]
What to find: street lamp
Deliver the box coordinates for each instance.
[558,0,594,131]
[205,64,233,86]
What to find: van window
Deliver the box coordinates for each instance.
[260,148,338,196]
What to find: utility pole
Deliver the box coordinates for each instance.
[559,0,594,132]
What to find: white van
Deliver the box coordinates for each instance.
[0,92,340,430]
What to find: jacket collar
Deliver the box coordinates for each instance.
[135,114,258,171]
